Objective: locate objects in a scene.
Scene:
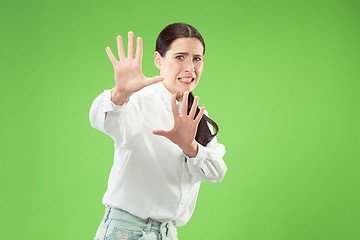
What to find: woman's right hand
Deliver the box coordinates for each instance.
[105,31,164,106]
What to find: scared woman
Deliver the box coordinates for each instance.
[90,22,227,240]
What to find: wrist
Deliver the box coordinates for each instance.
[111,88,133,106]
[181,140,199,158]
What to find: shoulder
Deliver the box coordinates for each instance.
[129,82,161,101]
[128,82,163,109]
[139,82,161,97]
[204,109,210,118]
[202,109,216,134]
[139,82,164,103]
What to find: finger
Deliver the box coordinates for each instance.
[182,91,189,116]
[116,35,126,60]
[171,95,179,118]
[135,37,143,64]
[144,76,164,87]
[189,95,199,119]
[105,47,117,66]
[195,106,205,124]
[127,31,134,59]
[152,129,169,137]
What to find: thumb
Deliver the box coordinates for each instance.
[145,76,164,87]
[152,129,168,137]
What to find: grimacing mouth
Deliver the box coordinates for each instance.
[178,77,195,82]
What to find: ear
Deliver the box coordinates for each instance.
[154,51,162,69]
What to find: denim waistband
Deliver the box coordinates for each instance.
[103,205,174,235]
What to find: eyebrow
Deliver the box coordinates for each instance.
[174,52,203,57]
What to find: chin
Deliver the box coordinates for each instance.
[179,85,195,93]
[178,82,198,91]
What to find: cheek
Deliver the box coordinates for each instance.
[162,63,174,75]
[167,62,182,76]
[196,64,204,75]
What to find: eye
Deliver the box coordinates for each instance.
[175,55,184,60]
[194,57,202,61]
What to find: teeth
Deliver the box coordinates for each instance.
[179,78,193,82]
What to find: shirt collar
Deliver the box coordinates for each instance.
[154,82,182,113]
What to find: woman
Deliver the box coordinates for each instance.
[90,23,227,240]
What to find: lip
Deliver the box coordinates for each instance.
[178,80,192,85]
[178,77,195,84]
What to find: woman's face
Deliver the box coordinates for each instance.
[154,37,204,101]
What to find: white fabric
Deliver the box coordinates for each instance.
[89,82,227,226]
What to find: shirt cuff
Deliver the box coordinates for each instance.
[185,143,210,175]
[102,89,129,113]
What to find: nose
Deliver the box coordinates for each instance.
[185,59,195,73]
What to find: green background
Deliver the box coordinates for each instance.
[1,0,359,239]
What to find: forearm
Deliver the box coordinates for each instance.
[185,140,227,183]
[90,90,119,133]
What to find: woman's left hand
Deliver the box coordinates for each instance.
[153,91,205,157]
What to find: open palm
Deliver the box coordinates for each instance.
[153,91,205,150]
[105,31,163,95]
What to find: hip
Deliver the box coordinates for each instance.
[94,205,178,240]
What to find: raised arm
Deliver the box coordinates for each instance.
[152,91,227,183]
[90,32,162,147]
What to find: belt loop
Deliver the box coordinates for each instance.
[160,222,167,238]
[103,205,111,222]
[146,218,153,231]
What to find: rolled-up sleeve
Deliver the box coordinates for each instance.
[89,89,143,148]
[185,112,227,183]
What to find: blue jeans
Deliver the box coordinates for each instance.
[94,206,178,240]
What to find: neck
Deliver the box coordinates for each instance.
[161,82,183,102]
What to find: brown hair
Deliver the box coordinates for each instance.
[156,23,218,146]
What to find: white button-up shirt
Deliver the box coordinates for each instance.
[89,82,227,226]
